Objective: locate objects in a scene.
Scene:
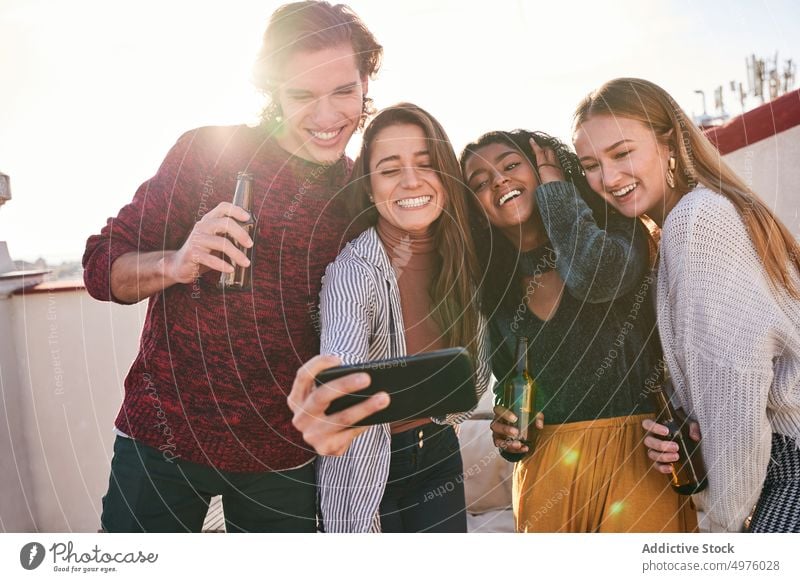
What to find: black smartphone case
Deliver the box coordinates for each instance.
[316,347,478,426]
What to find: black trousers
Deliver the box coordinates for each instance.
[379,423,467,532]
[749,433,800,533]
[100,436,316,532]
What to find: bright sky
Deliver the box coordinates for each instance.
[1,0,799,263]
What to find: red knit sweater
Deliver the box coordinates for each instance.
[83,125,355,472]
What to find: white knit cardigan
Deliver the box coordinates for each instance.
[657,186,800,532]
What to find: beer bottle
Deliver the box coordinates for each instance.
[503,336,537,453]
[219,172,256,291]
[650,385,708,494]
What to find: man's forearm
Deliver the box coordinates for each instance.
[110,251,180,303]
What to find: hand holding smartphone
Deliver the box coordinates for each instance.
[316,347,478,426]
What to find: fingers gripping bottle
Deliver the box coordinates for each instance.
[650,385,708,494]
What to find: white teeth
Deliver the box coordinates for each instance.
[498,189,522,206]
[610,183,637,198]
[396,195,432,209]
[310,129,341,141]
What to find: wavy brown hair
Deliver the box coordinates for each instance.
[347,103,482,360]
[253,1,383,129]
[574,77,800,297]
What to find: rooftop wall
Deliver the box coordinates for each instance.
[0,285,145,531]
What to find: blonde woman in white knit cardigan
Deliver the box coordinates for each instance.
[572,78,800,533]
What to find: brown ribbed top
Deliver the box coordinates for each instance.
[377,217,445,433]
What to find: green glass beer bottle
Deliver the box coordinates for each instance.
[503,336,537,451]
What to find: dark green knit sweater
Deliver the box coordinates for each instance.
[490,181,662,459]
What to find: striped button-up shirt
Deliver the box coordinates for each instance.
[316,227,491,532]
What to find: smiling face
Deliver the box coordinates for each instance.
[463,141,540,234]
[573,114,680,225]
[273,44,368,164]
[368,123,447,234]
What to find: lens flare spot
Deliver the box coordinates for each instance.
[561,447,579,465]
[609,501,625,515]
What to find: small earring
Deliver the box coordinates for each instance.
[368,193,374,203]
[666,155,677,189]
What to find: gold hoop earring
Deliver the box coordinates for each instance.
[666,156,677,189]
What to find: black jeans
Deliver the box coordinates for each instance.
[100,436,316,532]
[379,423,467,532]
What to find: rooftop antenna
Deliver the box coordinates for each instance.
[747,54,767,103]
[695,90,707,116]
[730,80,747,112]
[714,85,726,116]
[768,52,781,100]
[693,90,713,126]
[784,58,796,93]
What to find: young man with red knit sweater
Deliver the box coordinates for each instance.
[83,1,382,532]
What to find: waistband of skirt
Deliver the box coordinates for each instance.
[538,413,651,437]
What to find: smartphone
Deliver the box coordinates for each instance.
[316,347,478,426]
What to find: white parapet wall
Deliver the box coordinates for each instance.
[0,294,36,531]
[722,123,800,239]
[704,88,800,240]
[1,284,145,532]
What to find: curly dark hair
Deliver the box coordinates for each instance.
[459,129,614,318]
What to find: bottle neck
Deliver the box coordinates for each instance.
[233,173,254,211]
[650,386,674,422]
[514,337,528,375]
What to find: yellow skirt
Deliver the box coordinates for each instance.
[513,414,698,533]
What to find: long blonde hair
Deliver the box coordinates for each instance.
[574,77,800,297]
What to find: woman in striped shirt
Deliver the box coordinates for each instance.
[314,103,490,532]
